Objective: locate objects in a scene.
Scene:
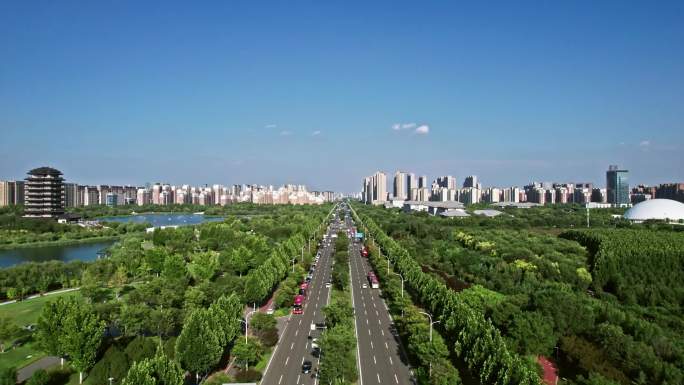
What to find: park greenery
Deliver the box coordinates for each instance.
[318,231,358,385]
[0,206,146,249]
[352,202,684,385]
[0,203,333,384]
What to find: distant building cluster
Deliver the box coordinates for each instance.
[0,167,336,218]
[361,165,683,208]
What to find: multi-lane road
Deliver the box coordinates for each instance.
[346,210,413,385]
[261,215,339,385]
[261,204,412,385]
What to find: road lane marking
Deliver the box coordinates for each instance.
[279,374,283,384]
[377,373,381,383]
[385,342,389,350]
[291,342,294,350]
[295,329,298,336]
[371,341,374,349]
[285,356,289,365]
[373,355,376,364]
[389,356,393,365]
[381,329,384,336]
[394,374,399,384]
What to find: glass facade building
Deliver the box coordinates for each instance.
[606,165,629,206]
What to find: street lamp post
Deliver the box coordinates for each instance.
[108,377,114,385]
[419,311,441,377]
[291,257,296,273]
[392,272,404,298]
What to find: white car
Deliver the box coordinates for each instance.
[325,282,332,288]
[266,308,274,315]
[362,283,368,289]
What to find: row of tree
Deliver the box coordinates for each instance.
[351,204,541,385]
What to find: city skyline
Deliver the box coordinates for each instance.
[1,1,683,191]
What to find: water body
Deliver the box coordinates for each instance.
[0,214,224,268]
[98,213,224,227]
[0,240,115,268]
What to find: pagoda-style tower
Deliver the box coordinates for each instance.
[23,167,65,218]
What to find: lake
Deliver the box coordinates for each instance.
[0,213,224,268]
[98,213,224,227]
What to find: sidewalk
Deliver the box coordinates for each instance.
[0,287,80,307]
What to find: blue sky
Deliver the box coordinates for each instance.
[1,1,682,192]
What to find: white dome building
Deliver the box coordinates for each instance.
[623,199,684,222]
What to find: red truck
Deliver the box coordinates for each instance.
[293,295,305,314]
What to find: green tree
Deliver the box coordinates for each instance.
[0,317,20,353]
[231,337,263,370]
[36,296,75,367]
[318,325,357,384]
[122,347,184,385]
[187,251,219,282]
[175,308,223,382]
[59,303,105,384]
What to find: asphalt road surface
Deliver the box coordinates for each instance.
[260,217,340,385]
[346,209,414,385]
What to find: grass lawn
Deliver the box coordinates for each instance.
[0,291,82,372]
[0,290,82,327]
[0,340,45,372]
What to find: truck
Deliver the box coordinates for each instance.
[367,272,379,289]
[293,295,305,314]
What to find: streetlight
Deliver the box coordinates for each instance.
[392,272,404,298]
[291,257,296,273]
[108,377,114,385]
[419,311,441,378]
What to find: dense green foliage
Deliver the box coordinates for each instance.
[352,204,545,385]
[355,203,684,385]
[319,230,358,385]
[1,203,334,383]
[561,229,684,307]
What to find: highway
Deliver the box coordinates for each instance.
[260,214,341,385]
[346,209,414,385]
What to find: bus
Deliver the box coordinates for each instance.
[367,272,379,289]
[293,295,305,314]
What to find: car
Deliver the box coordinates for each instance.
[302,361,313,373]
[266,308,274,315]
[325,282,331,288]
[311,338,319,349]
[362,283,368,289]
[315,322,327,329]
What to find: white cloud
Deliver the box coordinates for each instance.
[280,130,292,136]
[414,125,430,135]
[312,130,321,136]
[392,122,417,131]
[639,139,651,148]
[265,124,277,129]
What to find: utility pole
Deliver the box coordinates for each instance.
[586,206,590,228]
[419,311,441,378]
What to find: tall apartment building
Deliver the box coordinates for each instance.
[463,175,479,189]
[362,171,387,205]
[435,175,456,190]
[393,171,408,200]
[0,180,25,206]
[606,165,629,206]
[23,167,65,218]
[64,183,80,207]
[655,183,684,203]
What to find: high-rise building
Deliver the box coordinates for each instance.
[393,171,407,200]
[418,176,428,189]
[606,165,629,206]
[0,181,14,206]
[463,175,478,188]
[435,176,456,190]
[24,167,65,218]
[64,183,79,207]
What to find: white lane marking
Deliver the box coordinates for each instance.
[378,319,381,325]
[389,356,393,365]
[366,319,369,325]
[298,374,301,384]
[302,357,305,364]
[290,342,294,350]
[295,329,298,336]
[394,374,399,384]
[385,342,389,350]
[368,329,371,336]
[371,341,374,349]
[381,329,384,336]
[299,319,302,325]
[279,374,283,384]
[285,356,289,366]
[377,373,381,383]
[373,355,376,364]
